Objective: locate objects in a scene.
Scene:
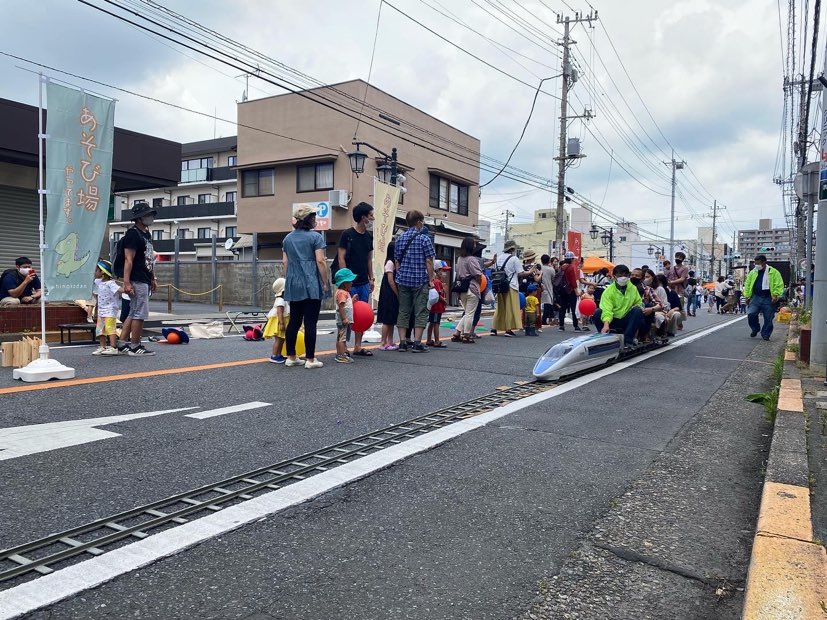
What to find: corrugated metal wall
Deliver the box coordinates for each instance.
[0,185,40,270]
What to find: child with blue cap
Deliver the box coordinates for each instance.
[334,268,357,363]
[524,283,540,336]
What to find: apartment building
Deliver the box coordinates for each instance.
[737,218,792,263]
[109,137,238,261]
[236,80,481,262]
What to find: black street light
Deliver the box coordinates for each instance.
[647,244,665,257]
[348,141,398,185]
[590,224,614,262]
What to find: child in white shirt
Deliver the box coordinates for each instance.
[93,260,123,356]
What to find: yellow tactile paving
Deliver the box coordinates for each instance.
[756,482,813,541]
[743,536,827,620]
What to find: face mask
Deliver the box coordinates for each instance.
[630,276,641,286]
[675,259,683,264]
[757,264,765,270]
[18,267,30,276]
[365,220,374,232]
[616,277,629,286]
[643,277,652,286]
[142,215,155,226]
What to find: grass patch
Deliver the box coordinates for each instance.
[786,342,800,353]
[746,354,784,423]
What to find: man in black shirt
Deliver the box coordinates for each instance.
[338,201,374,356]
[118,202,157,356]
[0,257,42,305]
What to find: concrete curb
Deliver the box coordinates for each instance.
[742,326,827,619]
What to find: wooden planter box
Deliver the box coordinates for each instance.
[0,304,87,334]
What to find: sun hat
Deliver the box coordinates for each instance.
[272,277,285,296]
[97,259,113,278]
[293,203,318,222]
[504,240,518,252]
[130,202,157,221]
[334,267,357,286]
[161,327,189,344]
[522,250,537,262]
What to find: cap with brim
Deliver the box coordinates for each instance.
[504,240,518,252]
[97,260,113,278]
[293,204,318,222]
[131,203,157,221]
[434,259,451,270]
[161,327,189,344]
[334,267,357,286]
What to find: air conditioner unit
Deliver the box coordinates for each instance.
[329,189,349,208]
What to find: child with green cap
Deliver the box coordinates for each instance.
[94,259,124,356]
[334,267,357,363]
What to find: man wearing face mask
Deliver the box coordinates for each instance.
[336,201,375,356]
[0,257,42,305]
[743,254,784,341]
[591,264,644,346]
[116,202,157,356]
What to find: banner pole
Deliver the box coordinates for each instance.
[38,73,47,356]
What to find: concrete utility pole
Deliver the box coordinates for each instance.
[554,10,597,252]
[665,150,685,260]
[810,61,827,366]
[504,209,513,241]
[709,200,722,279]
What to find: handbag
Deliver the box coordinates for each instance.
[452,276,472,294]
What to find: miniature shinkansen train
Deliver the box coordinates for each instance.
[532,332,669,382]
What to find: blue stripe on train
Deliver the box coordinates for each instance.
[586,342,621,355]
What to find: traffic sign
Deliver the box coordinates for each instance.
[293,201,331,230]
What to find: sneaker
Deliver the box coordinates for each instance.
[335,354,353,364]
[537,328,543,334]
[127,345,155,356]
[91,346,105,356]
[558,326,565,331]
[750,330,758,337]
[305,359,324,369]
[411,342,428,352]
[269,355,287,364]
[346,351,354,360]
[762,335,770,341]
[284,358,304,367]
[398,341,409,352]
[504,331,516,337]
[117,342,132,354]
[490,329,497,336]
[100,346,119,356]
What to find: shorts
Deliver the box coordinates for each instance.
[428,312,442,325]
[351,282,371,304]
[96,316,117,337]
[128,281,150,320]
[337,324,352,343]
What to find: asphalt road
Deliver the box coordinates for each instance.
[0,311,777,619]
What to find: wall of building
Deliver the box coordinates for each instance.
[237,80,481,235]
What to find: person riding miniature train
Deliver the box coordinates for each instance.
[590,264,644,347]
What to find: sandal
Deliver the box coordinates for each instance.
[353,349,374,356]
[450,334,462,343]
[461,335,475,344]
[431,341,447,348]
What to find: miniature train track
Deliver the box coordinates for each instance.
[0,380,556,588]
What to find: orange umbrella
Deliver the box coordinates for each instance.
[582,255,615,273]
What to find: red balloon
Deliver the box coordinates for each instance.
[579,298,597,317]
[352,300,374,332]
[166,332,181,344]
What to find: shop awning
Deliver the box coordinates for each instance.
[582,256,614,272]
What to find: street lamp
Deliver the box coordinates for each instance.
[647,244,665,257]
[348,141,398,185]
[590,224,614,262]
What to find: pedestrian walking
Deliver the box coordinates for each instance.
[451,236,483,344]
[394,210,436,352]
[336,201,375,357]
[283,204,329,369]
[743,253,784,340]
[555,253,582,331]
[376,241,399,350]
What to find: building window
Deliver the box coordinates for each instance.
[113,232,123,241]
[198,193,211,204]
[225,226,237,238]
[225,191,237,203]
[177,196,190,206]
[197,227,211,239]
[152,230,164,241]
[429,174,469,216]
[152,197,164,209]
[242,168,274,197]
[182,157,213,171]
[296,162,334,192]
[176,228,189,239]
[181,157,214,182]
[228,155,237,167]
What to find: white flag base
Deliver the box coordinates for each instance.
[13,355,75,383]
[361,329,382,343]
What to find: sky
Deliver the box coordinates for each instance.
[0,0,807,246]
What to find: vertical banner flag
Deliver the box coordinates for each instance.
[567,230,582,258]
[372,179,400,304]
[45,82,115,300]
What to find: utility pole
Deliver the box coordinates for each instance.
[810,52,827,366]
[554,10,598,252]
[709,200,721,279]
[504,209,513,242]
[664,150,686,260]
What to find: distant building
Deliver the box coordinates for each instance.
[476,220,492,247]
[737,218,792,262]
[110,137,238,261]
[508,208,569,257]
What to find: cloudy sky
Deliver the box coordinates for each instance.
[0,0,807,245]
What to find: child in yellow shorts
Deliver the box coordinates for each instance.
[263,277,289,363]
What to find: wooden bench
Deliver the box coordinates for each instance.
[58,323,96,344]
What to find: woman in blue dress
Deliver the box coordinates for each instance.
[282,204,329,369]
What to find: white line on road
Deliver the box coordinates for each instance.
[696,355,773,364]
[0,316,746,619]
[184,402,272,420]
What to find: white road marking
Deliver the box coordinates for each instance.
[0,316,746,619]
[0,408,197,462]
[184,402,272,420]
[696,355,773,364]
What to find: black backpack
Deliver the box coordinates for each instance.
[112,235,125,278]
[491,255,515,295]
[552,265,572,297]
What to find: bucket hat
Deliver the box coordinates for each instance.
[522,250,537,262]
[130,202,157,221]
[272,277,285,296]
[504,240,518,252]
[334,267,357,286]
[97,259,113,278]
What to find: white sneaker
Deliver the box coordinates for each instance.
[304,359,324,369]
[100,346,119,356]
[91,346,105,355]
[284,358,304,367]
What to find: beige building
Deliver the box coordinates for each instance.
[737,218,792,263]
[236,80,480,260]
[508,209,570,258]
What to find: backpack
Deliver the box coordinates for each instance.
[553,265,572,297]
[491,255,515,295]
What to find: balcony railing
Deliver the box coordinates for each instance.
[119,200,236,221]
[180,166,235,183]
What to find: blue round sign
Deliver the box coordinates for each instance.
[317,202,330,217]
